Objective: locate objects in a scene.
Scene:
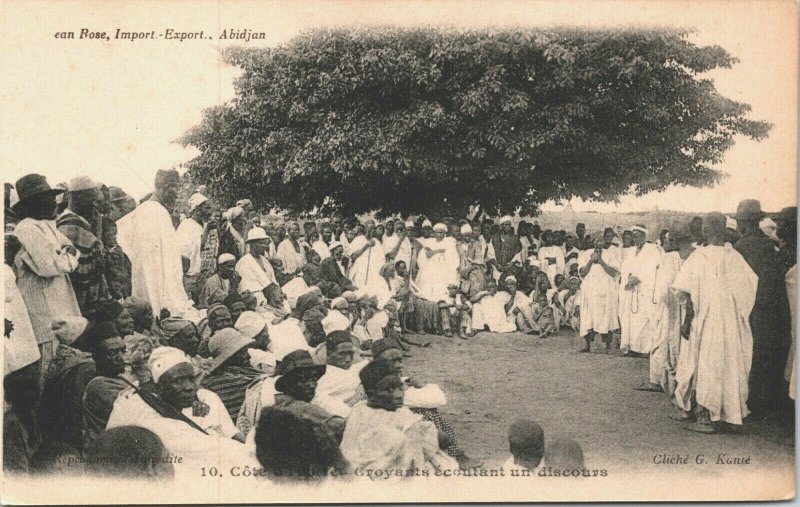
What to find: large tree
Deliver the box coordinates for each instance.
[181,27,770,218]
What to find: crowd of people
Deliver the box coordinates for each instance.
[2,169,795,482]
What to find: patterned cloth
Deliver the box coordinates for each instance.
[200,365,264,423]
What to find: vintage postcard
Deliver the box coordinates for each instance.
[0,0,796,503]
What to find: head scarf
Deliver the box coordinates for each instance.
[148,346,191,383]
[499,216,513,225]
[158,316,194,340]
[187,193,208,212]
[433,223,447,232]
[460,224,473,234]
[122,297,153,332]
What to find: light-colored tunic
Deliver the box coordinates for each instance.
[671,244,757,425]
[415,237,459,302]
[348,235,390,302]
[383,234,412,268]
[235,253,276,304]
[537,245,565,288]
[312,240,331,260]
[472,291,518,333]
[176,218,204,276]
[650,251,688,392]
[117,200,190,316]
[577,247,620,337]
[340,402,459,479]
[276,238,306,274]
[13,218,81,346]
[4,264,41,375]
[618,243,662,353]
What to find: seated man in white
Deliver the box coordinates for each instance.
[106,346,250,477]
[235,228,276,306]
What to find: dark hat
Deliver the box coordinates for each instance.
[370,338,400,359]
[12,174,64,213]
[735,199,763,221]
[84,321,121,352]
[358,359,399,392]
[778,206,797,223]
[274,350,326,393]
[108,186,130,203]
[325,330,353,350]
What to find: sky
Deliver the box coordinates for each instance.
[1,0,796,213]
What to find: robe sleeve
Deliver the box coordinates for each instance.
[403,383,447,409]
[14,220,79,277]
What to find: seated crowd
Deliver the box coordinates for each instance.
[3,170,793,480]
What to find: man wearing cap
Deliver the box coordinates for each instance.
[198,254,241,308]
[12,174,82,389]
[457,223,489,299]
[106,187,136,222]
[176,193,212,301]
[672,213,757,433]
[235,227,277,306]
[319,241,356,294]
[340,359,458,475]
[107,346,247,472]
[576,234,621,353]
[219,206,248,258]
[200,328,263,423]
[647,221,696,400]
[734,200,792,415]
[618,225,663,358]
[53,176,111,323]
[117,170,191,317]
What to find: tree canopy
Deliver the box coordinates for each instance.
[181,27,770,218]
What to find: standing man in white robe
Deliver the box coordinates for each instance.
[672,213,757,434]
[235,228,276,306]
[348,226,388,300]
[117,169,190,317]
[415,223,459,303]
[276,222,307,275]
[537,231,565,288]
[618,225,662,358]
[383,219,412,268]
[176,193,211,301]
[647,222,695,399]
[577,235,621,354]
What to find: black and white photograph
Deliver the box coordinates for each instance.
[0,0,796,502]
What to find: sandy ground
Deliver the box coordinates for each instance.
[403,328,795,475]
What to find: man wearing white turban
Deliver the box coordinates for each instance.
[107,346,249,477]
[347,224,389,304]
[176,193,212,300]
[219,206,248,259]
[383,219,412,268]
[456,223,488,298]
[415,223,460,303]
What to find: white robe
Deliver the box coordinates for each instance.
[472,291,517,333]
[650,251,687,392]
[786,265,796,400]
[276,238,306,274]
[117,200,191,315]
[415,237,459,302]
[235,253,276,304]
[618,243,662,353]
[383,234,412,268]
[672,244,757,425]
[4,264,40,375]
[312,240,331,260]
[340,402,458,478]
[537,245,565,287]
[348,236,390,303]
[577,247,620,337]
[176,218,204,276]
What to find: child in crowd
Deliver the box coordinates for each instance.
[438,284,473,339]
[504,419,545,472]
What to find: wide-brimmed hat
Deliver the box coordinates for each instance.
[735,199,763,221]
[208,328,254,373]
[246,227,269,243]
[274,349,326,392]
[12,174,64,213]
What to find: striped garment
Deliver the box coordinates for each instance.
[200,366,264,423]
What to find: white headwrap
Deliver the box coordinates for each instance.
[187,193,208,212]
[433,223,447,232]
[236,199,252,208]
[631,225,648,235]
[405,220,415,228]
[500,216,513,225]
[422,219,433,228]
[504,275,517,284]
[217,253,236,265]
[329,240,344,251]
[148,346,192,383]
[460,224,473,234]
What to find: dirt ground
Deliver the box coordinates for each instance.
[404,329,795,475]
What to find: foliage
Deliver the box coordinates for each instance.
[181,26,770,218]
